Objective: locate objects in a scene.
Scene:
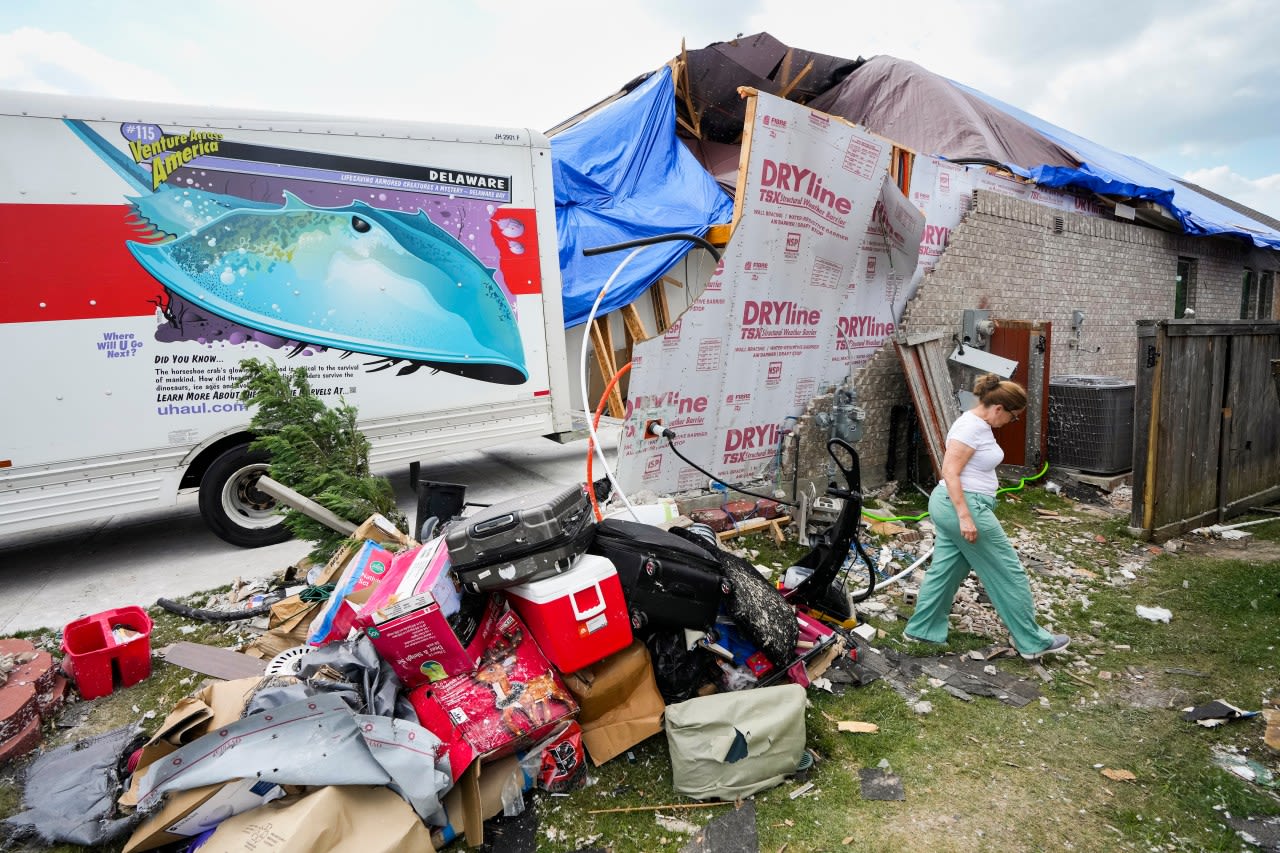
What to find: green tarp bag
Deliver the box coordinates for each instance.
[664,683,806,800]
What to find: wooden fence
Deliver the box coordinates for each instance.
[1131,319,1280,540]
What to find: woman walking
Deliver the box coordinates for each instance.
[903,373,1070,660]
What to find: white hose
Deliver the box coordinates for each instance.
[579,247,645,521]
[848,546,934,599]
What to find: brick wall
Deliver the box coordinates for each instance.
[841,190,1280,488]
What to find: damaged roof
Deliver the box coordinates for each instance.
[556,31,1280,250]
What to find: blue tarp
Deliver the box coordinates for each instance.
[551,68,736,328]
[956,82,1280,250]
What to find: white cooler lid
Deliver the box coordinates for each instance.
[505,553,617,604]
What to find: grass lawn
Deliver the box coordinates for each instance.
[2,487,1277,852]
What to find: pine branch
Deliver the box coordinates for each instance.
[235,358,407,563]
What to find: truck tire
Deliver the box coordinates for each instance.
[199,444,292,547]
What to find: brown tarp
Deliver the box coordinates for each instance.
[807,55,1078,167]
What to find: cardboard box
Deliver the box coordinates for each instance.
[564,640,665,765]
[314,514,415,587]
[356,536,458,629]
[410,606,578,765]
[365,598,476,687]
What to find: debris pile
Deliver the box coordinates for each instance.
[1,484,866,850]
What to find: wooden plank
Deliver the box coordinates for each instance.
[676,41,700,139]
[776,60,814,99]
[921,339,961,430]
[731,92,757,231]
[1131,324,1158,531]
[590,316,625,418]
[1164,320,1280,337]
[161,641,268,680]
[1139,321,1165,536]
[906,346,946,477]
[705,223,733,246]
[650,282,672,334]
[893,340,946,478]
[717,516,791,543]
[620,304,650,344]
[903,330,944,347]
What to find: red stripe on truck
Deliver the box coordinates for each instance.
[0,204,160,323]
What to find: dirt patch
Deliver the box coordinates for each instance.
[1105,668,1195,711]
[1177,536,1280,563]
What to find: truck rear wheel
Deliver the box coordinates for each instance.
[198,444,292,547]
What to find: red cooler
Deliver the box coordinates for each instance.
[504,553,632,674]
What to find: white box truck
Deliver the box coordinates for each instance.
[0,90,572,546]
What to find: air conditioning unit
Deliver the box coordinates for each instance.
[1047,376,1135,474]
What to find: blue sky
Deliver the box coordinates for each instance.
[3,0,1278,218]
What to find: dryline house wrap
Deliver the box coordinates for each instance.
[616,91,924,495]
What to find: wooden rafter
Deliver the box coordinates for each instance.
[590,316,625,418]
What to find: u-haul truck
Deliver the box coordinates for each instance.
[0,90,572,546]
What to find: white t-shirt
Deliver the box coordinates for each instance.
[947,410,1003,496]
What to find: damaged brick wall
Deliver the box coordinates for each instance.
[777,391,838,500]
[839,189,1275,490]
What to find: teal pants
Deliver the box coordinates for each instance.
[904,484,1054,655]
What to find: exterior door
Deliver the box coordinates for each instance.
[988,320,1052,468]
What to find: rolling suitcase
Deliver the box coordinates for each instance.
[446,484,595,591]
[590,518,731,632]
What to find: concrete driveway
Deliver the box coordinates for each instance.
[0,427,616,635]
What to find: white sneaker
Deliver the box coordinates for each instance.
[1020,634,1070,661]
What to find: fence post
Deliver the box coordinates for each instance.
[1140,322,1167,538]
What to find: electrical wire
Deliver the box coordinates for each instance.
[577,233,723,519]
[659,431,795,507]
[577,248,644,521]
[586,360,633,520]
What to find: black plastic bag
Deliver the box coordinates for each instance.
[668,528,798,667]
[645,630,717,704]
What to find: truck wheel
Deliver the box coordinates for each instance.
[199,445,291,547]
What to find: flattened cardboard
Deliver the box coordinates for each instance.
[121,677,261,853]
[200,785,435,853]
[431,754,529,850]
[565,641,665,765]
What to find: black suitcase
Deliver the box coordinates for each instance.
[591,518,731,632]
[445,484,595,591]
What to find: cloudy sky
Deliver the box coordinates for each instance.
[3,0,1278,218]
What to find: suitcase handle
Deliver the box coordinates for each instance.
[571,582,607,621]
[470,512,518,537]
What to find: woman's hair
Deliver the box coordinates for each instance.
[973,373,1027,411]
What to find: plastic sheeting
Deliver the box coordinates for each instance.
[956,83,1280,250]
[552,67,735,328]
[2,723,145,847]
[134,694,451,825]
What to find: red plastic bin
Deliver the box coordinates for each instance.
[60,606,153,700]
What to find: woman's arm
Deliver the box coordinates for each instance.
[941,438,978,543]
